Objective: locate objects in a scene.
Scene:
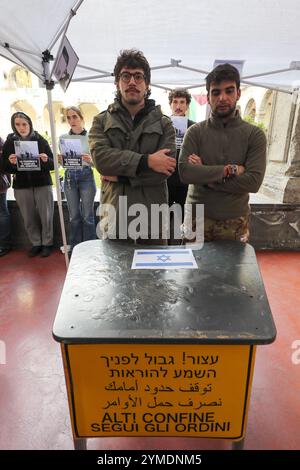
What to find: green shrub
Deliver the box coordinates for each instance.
[243,115,267,133]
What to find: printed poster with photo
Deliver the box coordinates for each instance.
[52,36,79,92]
[171,116,188,149]
[60,138,83,169]
[14,141,40,171]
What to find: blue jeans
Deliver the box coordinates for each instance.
[64,167,97,249]
[0,191,11,249]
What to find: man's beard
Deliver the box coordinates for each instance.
[125,96,143,105]
[213,103,236,118]
[122,87,145,106]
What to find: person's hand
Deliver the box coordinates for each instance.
[8,154,17,164]
[236,165,245,176]
[101,175,119,183]
[57,154,63,165]
[188,154,203,165]
[82,154,93,164]
[148,149,176,176]
[39,153,48,162]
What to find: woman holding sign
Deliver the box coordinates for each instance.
[2,112,54,257]
[59,107,96,256]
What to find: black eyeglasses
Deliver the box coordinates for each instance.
[119,71,146,84]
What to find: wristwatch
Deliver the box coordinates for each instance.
[229,164,238,175]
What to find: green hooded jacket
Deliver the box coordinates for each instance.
[89,99,176,240]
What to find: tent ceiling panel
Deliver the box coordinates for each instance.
[1,0,300,90]
[0,0,76,77]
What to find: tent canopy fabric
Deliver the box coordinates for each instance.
[1,0,300,91]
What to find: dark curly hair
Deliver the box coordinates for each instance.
[206,63,240,92]
[168,88,192,106]
[114,49,151,100]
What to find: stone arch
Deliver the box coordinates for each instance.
[257,90,274,131]
[43,101,65,137]
[8,65,32,88]
[244,98,256,120]
[11,101,37,126]
[78,103,101,130]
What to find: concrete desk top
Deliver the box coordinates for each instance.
[53,240,276,345]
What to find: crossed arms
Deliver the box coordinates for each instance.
[178,124,267,194]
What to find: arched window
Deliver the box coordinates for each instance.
[79,103,101,130]
[258,91,274,131]
[43,102,65,136]
[244,98,256,120]
[13,68,32,88]
[11,101,37,123]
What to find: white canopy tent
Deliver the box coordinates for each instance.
[1,0,300,265]
[1,0,300,91]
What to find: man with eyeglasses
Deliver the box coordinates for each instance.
[179,63,266,243]
[89,49,176,243]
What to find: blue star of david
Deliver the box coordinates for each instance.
[157,254,171,262]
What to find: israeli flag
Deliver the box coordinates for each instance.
[131,248,198,270]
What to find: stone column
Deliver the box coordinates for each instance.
[260,90,300,203]
[284,90,300,202]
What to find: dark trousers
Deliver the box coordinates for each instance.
[0,191,11,248]
[167,184,188,244]
[168,184,188,222]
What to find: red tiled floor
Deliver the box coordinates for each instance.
[0,249,299,450]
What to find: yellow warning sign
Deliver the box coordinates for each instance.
[64,343,255,439]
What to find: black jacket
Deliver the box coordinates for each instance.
[0,137,11,187]
[2,132,54,189]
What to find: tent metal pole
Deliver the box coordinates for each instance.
[46,86,69,268]
[177,64,209,75]
[151,83,172,91]
[242,68,292,80]
[241,79,293,94]
[43,55,69,268]
[77,64,112,73]
[48,0,84,82]
[72,73,112,82]
[183,83,206,90]
[0,42,41,57]
[48,0,84,51]
[181,80,292,95]
[3,44,44,80]
[151,64,175,71]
